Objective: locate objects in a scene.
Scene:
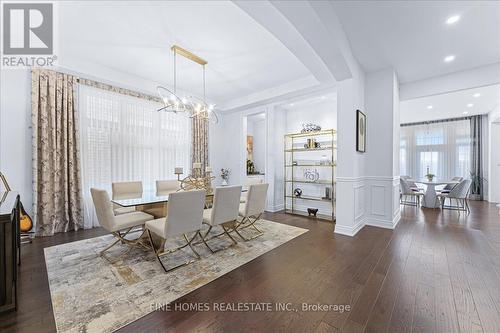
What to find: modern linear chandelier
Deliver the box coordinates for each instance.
[157,45,218,124]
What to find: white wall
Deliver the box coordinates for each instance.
[488,106,500,203]
[334,60,367,236]
[285,100,337,133]
[363,68,401,230]
[0,69,32,214]
[253,120,266,173]
[247,117,266,173]
[210,111,244,186]
[400,62,500,101]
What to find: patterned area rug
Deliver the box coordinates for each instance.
[44,220,307,333]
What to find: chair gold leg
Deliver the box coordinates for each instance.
[185,233,201,259]
[222,225,238,245]
[147,230,169,272]
[100,238,121,256]
[199,225,215,253]
[148,230,202,273]
[199,224,238,253]
[100,227,149,263]
[232,215,264,241]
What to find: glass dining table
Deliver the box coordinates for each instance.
[112,188,247,218]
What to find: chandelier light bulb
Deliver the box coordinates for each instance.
[156,45,219,124]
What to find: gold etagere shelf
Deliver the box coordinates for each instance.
[284,129,336,222]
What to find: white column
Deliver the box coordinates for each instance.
[363,68,401,229]
[335,63,367,236]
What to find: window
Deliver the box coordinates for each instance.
[79,85,191,227]
[400,119,471,180]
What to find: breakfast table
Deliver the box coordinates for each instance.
[414,180,459,208]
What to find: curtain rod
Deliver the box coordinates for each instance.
[31,68,162,104]
[400,116,474,127]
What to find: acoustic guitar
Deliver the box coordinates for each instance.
[0,172,33,232]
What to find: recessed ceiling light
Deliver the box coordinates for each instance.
[444,55,456,62]
[463,111,469,115]
[467,103,474,108]
[321,96,326,100]
[427,105,433,110]
[473,93,481,98]
[290,103,294,107]
[446,15,460,25]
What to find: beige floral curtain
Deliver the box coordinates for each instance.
[191,113,209,178]
[32,69,83,236]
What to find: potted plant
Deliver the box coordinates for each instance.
[469,171,487,200]
[425,166,435,182]
[425,173,435,182]
[220,168,230,186]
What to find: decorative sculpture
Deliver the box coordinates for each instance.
[301,123,322,133]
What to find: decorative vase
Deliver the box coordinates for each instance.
[221,179,228,186]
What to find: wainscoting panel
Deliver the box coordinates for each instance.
[335,176,401,236]
[335,177,366,236]
[354,183,366,220]
[365,176,401,230]
[370,185,386,216]
[393,179,401,219]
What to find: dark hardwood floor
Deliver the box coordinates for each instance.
[1,201,500,333]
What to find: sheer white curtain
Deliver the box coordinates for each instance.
[78,85,191,228]
[400,119,471,181]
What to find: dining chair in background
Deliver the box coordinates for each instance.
[437,176,463,194]
[234,183,269,241]
[438,179,472,213]
[145,189,206,272]
[400,178,423,207]
[112,181,143,215]
[90,188,153,261]
[156,179,180,196]
[199,185,242,253]
[400,176,423,192]
[240,177,264,203]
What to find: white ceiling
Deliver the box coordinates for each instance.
[278,92,337,111]
[400,84,500,123]
[56,0,500,110]
[332,1,500,83]
[57,1,311,105]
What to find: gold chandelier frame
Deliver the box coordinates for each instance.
[157,45,218,124]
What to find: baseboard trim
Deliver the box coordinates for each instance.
[365,212,401,230]
[334,217,365,237]
[267,204,284,212]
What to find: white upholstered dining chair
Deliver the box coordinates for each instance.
[199,185,242,252]
[112,181,143,215]
[437,176,463,194]
[156,179,180,196]
[234,183,269,241]
[438,179,472,213]
[240,177,264,203]
[145,189,206,272]
[400,178,423,207]
[91,188,153,261]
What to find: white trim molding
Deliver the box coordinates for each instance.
[334,217,365,237]
[334,177,366,236]
[335,176,401,236]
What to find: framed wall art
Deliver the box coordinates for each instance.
[356,110,366,152]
